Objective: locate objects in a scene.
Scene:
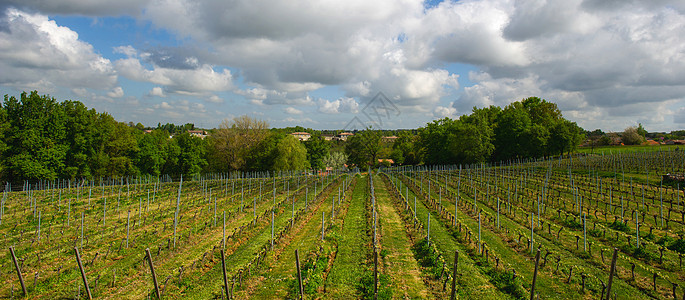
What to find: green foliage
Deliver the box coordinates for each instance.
[173,133,207,177]
[621,244,658,261]
[656,236,685,254]
[588,229,602,237]
[390,131,419,165]
[608,220,629,232]
[417,97,582,165]
[667,239,685,254]
[323,151,348,170]
[358,270,392,300]
[411,239,442,278]
[487,269,527,299]
[304,134,330,170]
[345,128,383,167]
[273,135,310,171]
[561,217,583,230]
[622,126,645,145]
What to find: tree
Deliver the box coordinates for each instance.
[549,120,584,156]
[637,123,647,138]
[323,151,348,170]
[304,134,330,170]
[173,133,207,177]
[622,126,644,145]
[208,115,269,171]
[0,102,8,179]
[3,91,68,180]
[273,135,309,171]
[62,100,99,178]
[136,130,170,176]
[345,128,383,167]
[389,131,418,165]
[493,102,531,160]
[418,118,457,164]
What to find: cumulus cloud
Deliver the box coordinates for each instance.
[107,86,124,98]
[284,107,303,115]
[114,47,234,94]
[0,8,116,92]
[3,1,685,130]
[207,94,223,103]
[148,87,165,97]
[434,106,457,118]
[317,97,360,114]
[2,0,149,16]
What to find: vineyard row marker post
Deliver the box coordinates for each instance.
[221,249,230,300]
[530,248,541,300]
[74,247,92,300]
[146,248,161,299]
[10,246,27,297]
[450,250,459,300]
[605,248,619,300]
[295,249,304,300]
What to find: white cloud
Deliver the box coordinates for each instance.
[3,1,685,130]
[284,107,303,115]
[149,87,165,97]
[115,54,233,94]
[3,0,149,16]
[0,8,116,92]
[317,97,360,114]
[107,86,124,98]
[434,106,457,118]
[207,94,223,103]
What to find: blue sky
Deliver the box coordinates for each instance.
[1,0,685,131]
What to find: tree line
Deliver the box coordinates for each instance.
[1,92,590,182]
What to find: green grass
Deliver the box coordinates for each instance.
[576,144,680,154]
[325,174,371,298]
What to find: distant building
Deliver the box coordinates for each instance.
[291,132,311,141]
[322,134,335,141]
[336,132,354,141]
[382,136,398,142]
[188,130,208,139]
[378,158,394,165]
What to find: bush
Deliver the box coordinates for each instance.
[411,239,442,279]
[608,220,629,232]
[359,270,392,300]
[487,269,527,299]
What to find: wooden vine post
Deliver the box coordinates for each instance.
[450,250,459,300]
[74,247,93,300]
[295,249,304,300]
[146,248,161,299]
[221,249,230,300]
[605,248,619,300]
[10,246,27,297]
[530,248,541,300]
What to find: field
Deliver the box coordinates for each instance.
[576,144,681,154]
[1,149,685,299]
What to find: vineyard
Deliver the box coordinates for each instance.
[1,150,685,299]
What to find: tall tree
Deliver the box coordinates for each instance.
[622,126,644,145]
[3,91,68,180]
[324,151,348,170]
[208,115,269,171]
[304,134,330,170]
[273,135,309,171]
[173,132,207,177]
[345,128,383,167]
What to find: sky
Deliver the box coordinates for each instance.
[0,0,684,132]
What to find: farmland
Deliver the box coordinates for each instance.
[1,149,685,299]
